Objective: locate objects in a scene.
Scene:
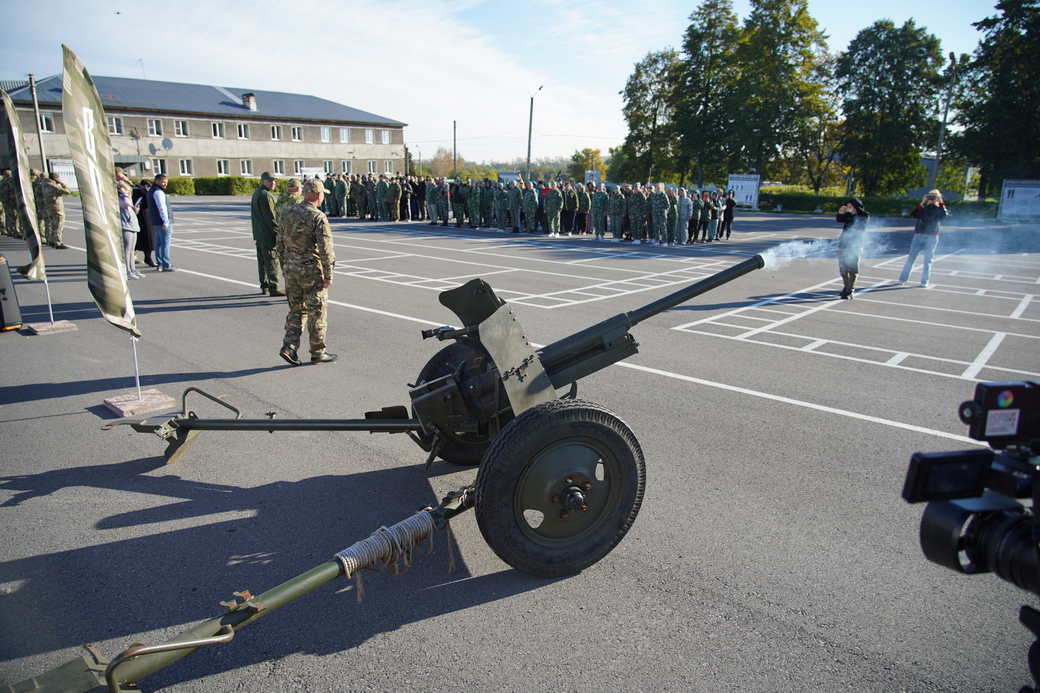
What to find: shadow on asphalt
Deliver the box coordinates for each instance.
[0,460,552,690]
[0,365,290,405]
[16,293,283,324]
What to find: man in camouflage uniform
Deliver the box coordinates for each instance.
[425,177,439,225]
[575,183,591,235]
[335,174,348,218]
[277,178,337,366]
[466,179,481,228]
[607,185,626,241]
[627,185,646,243]
[251,172,284,296]
[322,173,336,215]
[591,183,608,239]
[508,181,523,232]
[521,182,538,234]
[436,178,451,226]
[494,183,508,229]
[0,169,18,238]
[544,182,563,237]
[451,180,467,228]
[375,174,389,220]
[275,178,302,225]
[649,183,668,245]
[480,180,494,227]
[42,171,71,248]
[365,175,377,220]
[386,176,402,222]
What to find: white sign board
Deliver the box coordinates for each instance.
[727,174,760,209]
[998,179,1040,220]
[48,159,78,191]
[300,167,325,181]
[584,170,601,185]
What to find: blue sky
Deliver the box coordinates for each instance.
[1,0,997,163]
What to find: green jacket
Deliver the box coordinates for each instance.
[250,185,278,243]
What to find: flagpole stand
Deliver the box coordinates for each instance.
[103,335,175,417]
[24,276,77,334]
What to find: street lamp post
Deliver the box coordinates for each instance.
[526,85,542,181]
[928,52,958,191]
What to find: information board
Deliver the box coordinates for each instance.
[998,179,1040,220]
[727,174,760,209]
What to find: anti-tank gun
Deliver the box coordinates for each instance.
[4,256,765,693]
[110,254,766,577]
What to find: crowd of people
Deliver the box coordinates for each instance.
[307,172,740,246]
[0,167,72,248]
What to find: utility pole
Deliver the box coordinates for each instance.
[452,120,457,179]
[28,74,48,174]
[928,52,958,191]
[526,86,542,181]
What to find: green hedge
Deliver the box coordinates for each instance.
[164,177,196,195]
[758,192,997,218]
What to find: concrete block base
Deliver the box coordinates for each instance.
[104,388,177,417]
[25,320,78,335]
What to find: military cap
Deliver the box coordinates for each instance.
[260,171,275,181]
[301,178,325,195]
[286,178,301,188]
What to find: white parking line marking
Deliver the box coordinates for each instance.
[962,332,1007,379]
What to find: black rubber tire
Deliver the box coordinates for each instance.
[474,399,645,577]
[414,342,500,466]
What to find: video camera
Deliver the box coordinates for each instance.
[902,380,1040,688]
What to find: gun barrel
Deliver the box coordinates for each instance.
[624,254,765,327]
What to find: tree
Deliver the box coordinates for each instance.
[671,0,741,186]
[428,147,457,177]
[835,20,943,195]
[567,148,607,181]
[729,0,829,177]
[618,49,680,182]
[782,51,847,193]
[954,0,1040,196]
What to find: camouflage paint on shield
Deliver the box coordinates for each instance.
[61,45,140,337]
[1,91,46,280]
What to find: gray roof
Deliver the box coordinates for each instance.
[6,74,405,127]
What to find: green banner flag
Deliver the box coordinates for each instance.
[61,45,140,337]
[1,90,46,281]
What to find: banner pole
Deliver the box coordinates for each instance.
[130,334,142,401]
[42,276,55,324]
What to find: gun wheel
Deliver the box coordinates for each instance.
[414,342,510,466]
[474,399,645,577]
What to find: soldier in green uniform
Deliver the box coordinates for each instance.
[627,185,646,242]
[666,186,678,246]
[521,182,538,234]
[42,172,71,248]
[466,179,481,229]
[0,169,18,238]
[591,183,608,239]
[364,175,377,220]
[508,181,523,232]
[607,185,625,241]
[561,183,577,235]
[649,183,668,245]
[277,178,337,366]
[322,173,336,215]
[375,174,389,220]
[575,183,591,235]
[436,178,450,226]
[425,177,439,225]
[480,180,494,227]
[386,176,402,222]
[544,182,563,237]
[493,183,507,229]
[275,178,302,226]
[251,172,284,296]
[335,174,348,218]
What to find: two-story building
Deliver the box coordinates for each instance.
[1,74,407,188]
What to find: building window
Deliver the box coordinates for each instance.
[178,159,193,176]
[240,159,253,176]
[38,112,55,133]
[271,125,282,141]
[107,116,124,135]
[364,128,374,144]
[341,160,351,174]
[339,128,349,143]
[323,160,333,174]
[175,120,189,137]
[212,122,225,139]
[150,158,167,175]
[293,160,304,175]
[147,119,162,136]
[381,129,390,145]
[273,159,285,175]
[320,127,331,143]
[384,160,393,173]
[291,126,302,141]
[367,160,376,174]
[217,159,229,176]
[237,123,250,139]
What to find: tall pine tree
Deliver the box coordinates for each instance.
[618,49,680,182]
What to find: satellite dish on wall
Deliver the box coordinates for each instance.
[148,143,158,155]
[161,138,173,150]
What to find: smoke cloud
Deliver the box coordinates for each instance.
[760,229,894,270]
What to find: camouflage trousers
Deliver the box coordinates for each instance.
[2,204,15,237]
[522,206,537,233]
[545,210,561,236]
[592,212,607,237]
[452,203,466,225]
[44,209,65,245]
[468,201,480,227]
[609,214,624,239]
[436,201,450,224]
[388,198,400,221]
[282,271,328,357]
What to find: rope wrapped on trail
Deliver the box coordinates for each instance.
[335,509,456,601]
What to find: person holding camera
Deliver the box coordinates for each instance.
[899,189,949,288]
[835,198,869,299]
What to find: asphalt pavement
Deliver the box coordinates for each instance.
[1,197,1038,692]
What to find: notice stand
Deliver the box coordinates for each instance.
[103,335,175,417]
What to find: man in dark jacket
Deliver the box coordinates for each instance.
[898,189,949,287]
[251,172,284,295]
